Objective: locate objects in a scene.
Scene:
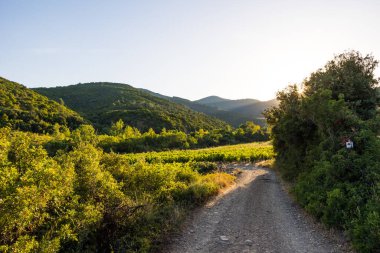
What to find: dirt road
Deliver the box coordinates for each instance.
[167,164,350,253]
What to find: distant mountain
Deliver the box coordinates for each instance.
[195,96,260,111]
[138,88,169,99]
[138,92,276,127]
[136,92,250,126]
[0,77,85,133]
[194,96,277,125]
[34,82,229,133]
[230,99,278,120]
[195,96,230,105]
[170,97,254,126]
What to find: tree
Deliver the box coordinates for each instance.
[123,125,135,139]
[264,51,380,252]
[303,51,379,120]
[71,125,98,146]
[110,119,125,136]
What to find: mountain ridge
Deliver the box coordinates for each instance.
[139,91,277,127]
[194,96,231,105]
[34,82,229,133]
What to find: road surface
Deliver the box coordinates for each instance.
[166,164,351,253]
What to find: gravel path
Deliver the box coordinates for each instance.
[166,164,351,253]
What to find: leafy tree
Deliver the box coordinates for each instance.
[71,125,98,146]
[110,119,125,136]
[264,51,380,252]
[303,51,379,120]
[123,125,136,138]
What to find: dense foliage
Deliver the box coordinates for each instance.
[264,51,380,252]
[97,120,269,153]
[0,127,248,252]
[0,77,85,133]
[33,82,229,133]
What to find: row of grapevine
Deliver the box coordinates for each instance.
[122,142,274,164]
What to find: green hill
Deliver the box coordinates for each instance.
[229,99,278,120]
[195,96,260,111]
[0,77,85,133]
[194,95,231,105]
[34,82,229,132]
[195,96,278,125]
[170,96,255,126]
[141,90,277,127]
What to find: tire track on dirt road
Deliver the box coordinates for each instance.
[166,164,351,253]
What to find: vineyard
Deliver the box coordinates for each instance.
[122,142,274,164]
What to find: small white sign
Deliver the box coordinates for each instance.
[346,140,354,149]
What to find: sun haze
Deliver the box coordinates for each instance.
[1,0,379,101]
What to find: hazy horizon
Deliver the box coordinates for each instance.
[1,0,380,101]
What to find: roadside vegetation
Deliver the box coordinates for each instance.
[0,123,272,252]
[0,76,271,252]
[264,51,380,252]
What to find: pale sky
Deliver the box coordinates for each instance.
[1,0,379,101]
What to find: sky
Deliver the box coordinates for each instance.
[1,0,380,101]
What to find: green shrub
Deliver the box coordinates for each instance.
[265,51,380,252]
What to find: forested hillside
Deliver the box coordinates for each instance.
[0,77,85,133]
[170,97,255,127]
[34,83,228,133]
[264,51,380,252]
[140,90,276,127]
[190,96,277,126]
[229,99,278,120]
[195,96,260,110]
